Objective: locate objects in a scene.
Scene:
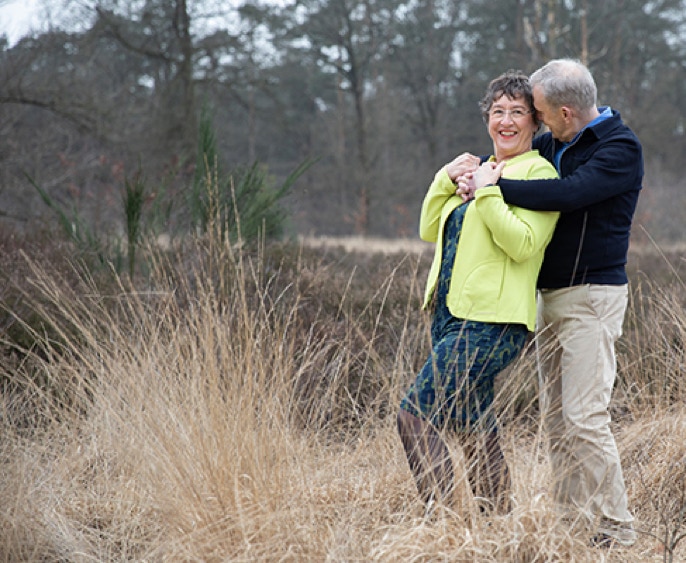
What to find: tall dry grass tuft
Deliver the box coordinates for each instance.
[622,414,686,562]
[1,228,685,561]
[0,225,428,561]
[620,277,686,411]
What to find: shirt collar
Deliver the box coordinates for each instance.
[566,106,612,146]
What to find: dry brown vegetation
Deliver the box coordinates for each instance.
[1,227,685,562]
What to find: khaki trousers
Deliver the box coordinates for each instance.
[536,284,633,524]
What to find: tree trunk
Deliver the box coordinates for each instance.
[174,0,197,163]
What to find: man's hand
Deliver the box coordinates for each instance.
[443,153,480,183]
[455,172,477,202]
[456,161,505,201]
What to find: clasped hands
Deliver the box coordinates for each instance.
[443,153,506,202]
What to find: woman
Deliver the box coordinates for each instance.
[397,70,559,514]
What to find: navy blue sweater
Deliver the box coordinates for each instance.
[498,108,643,288]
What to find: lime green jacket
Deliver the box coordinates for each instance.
[420,150,559,331]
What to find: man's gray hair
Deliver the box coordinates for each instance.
[529,59,597,111]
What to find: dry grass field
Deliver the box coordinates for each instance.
[1,228,685,562]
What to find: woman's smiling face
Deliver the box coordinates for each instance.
[487,95,538,162]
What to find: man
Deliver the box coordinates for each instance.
[458,58,643,547]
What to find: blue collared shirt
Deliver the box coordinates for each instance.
[554,106,613,171]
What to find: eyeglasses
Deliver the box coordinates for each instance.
[488,108,532,120]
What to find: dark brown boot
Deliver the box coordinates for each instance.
[463,432,511,514]
[397,409,454,507]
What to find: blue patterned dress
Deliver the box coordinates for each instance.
[400,202,528,434]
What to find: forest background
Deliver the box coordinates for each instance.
[1,0,685,242]
[2,1,686,561]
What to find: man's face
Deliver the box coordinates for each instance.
[532,84,575,142]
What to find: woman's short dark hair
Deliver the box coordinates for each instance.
[479,69,541,128]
